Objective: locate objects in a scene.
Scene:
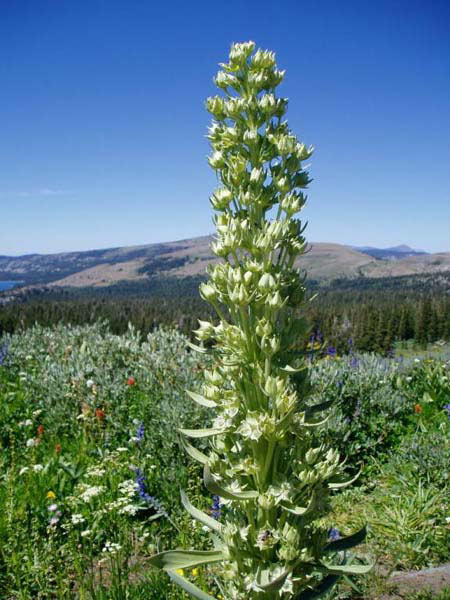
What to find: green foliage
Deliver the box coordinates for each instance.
[0,322,449,598]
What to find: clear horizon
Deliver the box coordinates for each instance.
[1,1,449,255]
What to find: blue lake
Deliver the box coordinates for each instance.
[0,281,24,291]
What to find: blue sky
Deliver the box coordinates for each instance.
[1,0,449,255]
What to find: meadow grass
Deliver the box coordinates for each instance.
[0,322,448,598]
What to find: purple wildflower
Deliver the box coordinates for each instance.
[0,342,8,366]
[444,404,450,420]
[328,527,340,541]
[211,495,221,520]
[327,346,337,358]
[134,422,145,443]
[133,468,167,516]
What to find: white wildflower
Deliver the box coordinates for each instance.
[33,464,44,473]
[71,513,85,525]
[80,485,105,502]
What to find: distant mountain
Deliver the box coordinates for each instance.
[352,244,428,261]
[1,236,449,293]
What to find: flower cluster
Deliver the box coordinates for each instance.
[150,41,369,598]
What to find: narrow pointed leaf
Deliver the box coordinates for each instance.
[281,364,305,373]
[180,437,209,465]
[325,526,367,552]
[167,570,218,600]
[305,399,334,416]
[203,464,258,500]
[149,549,226,571]
[301,415,330,428]
[186,389,217,408]
[328,469,361,489]
[180,490,222,533]
[179,428,223,438]
[322,562,373,575]
[186,341,210,354]
[294,574,341,599]
[256,567,290,592]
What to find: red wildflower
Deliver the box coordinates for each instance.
[37,424,45,436]
[127,377,136,386]
[95,408,106,422]
[414,403,422,414]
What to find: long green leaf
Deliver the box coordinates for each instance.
[180,490,222,533]
[294,574,341,599]
[305,399,333,416]
[328,469,361,489]
[149,549,226,571]
[281,496,314,516]
[256,567,290,592]
[325,526,367,552]
[203,465,258,500]
[186,341,210,354]
[322,562,373,575]
[186,389,217,408]
[167,570,218,600]
[180,437,209,464]
[301,415,330,428]
[179,428,223,438]
[280,364,305,373]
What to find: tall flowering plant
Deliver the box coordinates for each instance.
[150,41,370,599]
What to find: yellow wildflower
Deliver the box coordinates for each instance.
[175,569,184,576]
[191,568,199,577]
[46,491,56,499]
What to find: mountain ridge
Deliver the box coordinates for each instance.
[1,236,449,290]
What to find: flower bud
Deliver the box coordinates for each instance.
[250,168,264,185]
[194,320,215,341]
[199,283,217,302]
[205,95,225,118]
[258,273,276,292]
[208,151,225,169]
[210,187,233,211]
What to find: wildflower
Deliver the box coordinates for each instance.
[95,408,106,422]
[133,468,167,516]
[71,513,85,524]
[415,404,422,414]
[81,529,91,537]
[48,503,58,512]
[102,541,122,554]
[47,491,56,499]
[80,485,105,502]
[86,379,95,388]
[176,569,185,576]
[19,467,29,475]
[37,424,45,436]
[326,346,337,358]
[0,342,9,365]
[211,495,221,520]
[33,464,44,473]
[127,376,136,386]
[24,419,33,427]
[26,438,37,448]
[133,422,145,444]
[444,404,450,419]
[191,568,199,577]
[49,516,60,526]
[328,527,341,541]
[55,443,62,454]
[86,465,105,477]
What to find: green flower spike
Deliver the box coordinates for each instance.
[149,40,371,599]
